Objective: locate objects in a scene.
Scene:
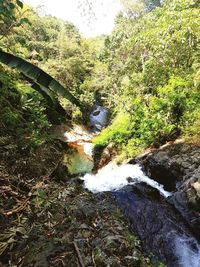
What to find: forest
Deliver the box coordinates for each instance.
[1,0,200,156]
[0,0,200,266]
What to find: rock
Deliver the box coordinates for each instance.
[127,177,134,183]
[113,183,199,267]
[182,167,200,213]
[138,141,200,240]
[98,143,116,169]
[192,181,200,194]
[168,190,200,240]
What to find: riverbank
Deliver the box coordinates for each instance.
[83,138,200,266]
[0,131,153,266]
[1,122,200,266]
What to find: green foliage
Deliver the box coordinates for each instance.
[0,0,23,21]
[0,50,82,110]
[92,0,200,159]
[93,113,132,147]
[1,107,20,127]
[0,69,51,150]
[184,108,200,138]
[1,0,200,158]
[94,74,200,158]
[1,7,94,114]
[0,0,31,38]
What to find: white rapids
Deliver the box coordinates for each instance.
[82,162,172,197]
[175,236,200,267]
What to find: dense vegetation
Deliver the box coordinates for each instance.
[92,0,200,158]
[0,0,199,158]
[0,0,199,265]
[0,0,96,151]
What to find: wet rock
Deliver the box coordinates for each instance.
[138,141,200,240]
[113,183,199,267]
[127,177,135,183]
[168,190,200,240]
[141,142,200,188]
[141,146,184,191]
[98,143,117,169]
[186,167,200,210]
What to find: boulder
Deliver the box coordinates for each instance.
[138,141,200,239]
[113,183,199,267]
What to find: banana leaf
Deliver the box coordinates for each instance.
[0,50,83,111]
[32,83,66,116]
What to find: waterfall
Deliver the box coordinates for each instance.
[82,162,172,197]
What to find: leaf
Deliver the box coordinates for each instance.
[0,50,83,111]
[9,3,15,10]
[21,17,32,26]
[16,0,23,8]
[17,17,32,27]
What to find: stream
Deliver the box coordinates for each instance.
[81,163,200,267]
[62,107,200,267]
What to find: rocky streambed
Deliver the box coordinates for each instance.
[58,121,200,267]
[81,140,200,267]
[119,140,200,267]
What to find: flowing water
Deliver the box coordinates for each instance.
[175,236,200,267]
[82,162,171,197]
[90,105,109,132]
[62,122,200,267]
[81,161,200,267]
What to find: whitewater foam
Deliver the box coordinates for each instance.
[82,163,172,197]
[175,236,200,267]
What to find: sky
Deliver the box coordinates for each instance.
[25,0,122,37]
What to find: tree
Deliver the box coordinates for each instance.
[0,0,30,40]
[0,50,83,111]
[92,0,200,157]
[120,0,162,18]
